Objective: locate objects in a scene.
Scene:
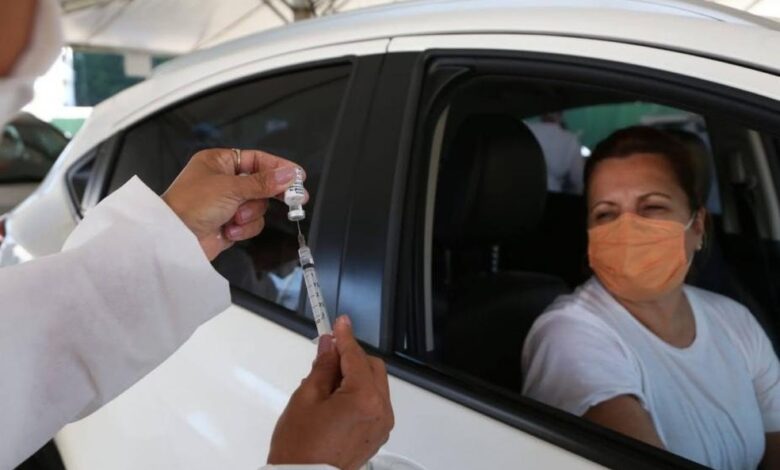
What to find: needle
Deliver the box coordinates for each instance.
[297,221,305,247]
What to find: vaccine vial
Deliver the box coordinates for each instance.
[284,167,306,221]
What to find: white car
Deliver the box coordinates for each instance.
[4,0,780,469]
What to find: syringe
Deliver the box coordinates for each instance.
[297,224,333,337]
[284,169,332,337]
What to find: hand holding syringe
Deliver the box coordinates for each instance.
[284,168,332,337]
[281,169,391,470]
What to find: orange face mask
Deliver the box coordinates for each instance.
[588,212,694,302]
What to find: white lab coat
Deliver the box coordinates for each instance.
[0,177,334,470]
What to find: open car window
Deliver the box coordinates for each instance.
[394,54,780,467]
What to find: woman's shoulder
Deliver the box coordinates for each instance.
[684,285,763,337]
[527,280,623,344]
[684,285,753,320]
[522,282,637,373]
[542,278,618,318]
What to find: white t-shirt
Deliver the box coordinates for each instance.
[522,278,780,470]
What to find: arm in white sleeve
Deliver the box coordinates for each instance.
[0,177,230,468]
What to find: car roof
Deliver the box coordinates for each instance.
[71,0,780,163]
[154,0,780,78]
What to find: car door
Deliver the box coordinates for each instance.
[340,33,780,468]
[53,44,389,469]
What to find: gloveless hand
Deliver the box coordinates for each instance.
[161,148,305,261]
[268,316,395,470]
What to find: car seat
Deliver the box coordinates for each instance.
[434,114,570,392]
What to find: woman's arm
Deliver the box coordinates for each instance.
[584,395,665,449]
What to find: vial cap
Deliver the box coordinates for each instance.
[288,208,306,221]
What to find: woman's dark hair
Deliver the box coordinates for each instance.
[583,126,703,213]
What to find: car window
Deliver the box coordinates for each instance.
[419,77,726,384]
[105,64,352,316]
[397,57,780,465]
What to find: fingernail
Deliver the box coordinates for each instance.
[317,334,334,357]
[337,315,352,328]
[226,225,241,240]
[239,207,252,223]
[273,167,297,184]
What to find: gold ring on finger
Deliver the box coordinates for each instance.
[231,148,241,174]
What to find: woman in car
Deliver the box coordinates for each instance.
[521,126,780,469]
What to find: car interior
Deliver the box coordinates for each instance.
[426,75,780,394]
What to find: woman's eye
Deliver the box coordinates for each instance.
[643,205,667,214]
[594,212,615,222]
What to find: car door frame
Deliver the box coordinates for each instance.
[52,47,393,470]
[345,33,780,469]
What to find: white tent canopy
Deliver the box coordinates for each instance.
[714,0,780,19]
[61,0,410,55]
[60,0,778,56]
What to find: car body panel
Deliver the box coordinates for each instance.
[56,305,601,470]
[388,34,780,101]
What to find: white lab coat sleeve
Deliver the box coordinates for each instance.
[0,177,230,468]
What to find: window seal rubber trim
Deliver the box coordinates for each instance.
[64,147,99,219]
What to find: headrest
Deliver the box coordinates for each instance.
[665,129,713,205]
[434,114,547,247]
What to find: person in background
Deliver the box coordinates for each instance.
[522,127,780,469]
[527,111,585,194]
[0,1,393,469]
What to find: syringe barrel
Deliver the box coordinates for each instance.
[298,245,332,336]
[298,245,314,267]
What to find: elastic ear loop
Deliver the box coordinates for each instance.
[683,215,700,272]
[684,214,696,231]
[686,212,706,252]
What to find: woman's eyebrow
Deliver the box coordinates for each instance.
[589,200,617,212]
[638,192,673,201]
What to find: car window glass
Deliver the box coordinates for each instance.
[105,64,351,316]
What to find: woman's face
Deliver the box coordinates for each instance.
[587,153,705,260]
